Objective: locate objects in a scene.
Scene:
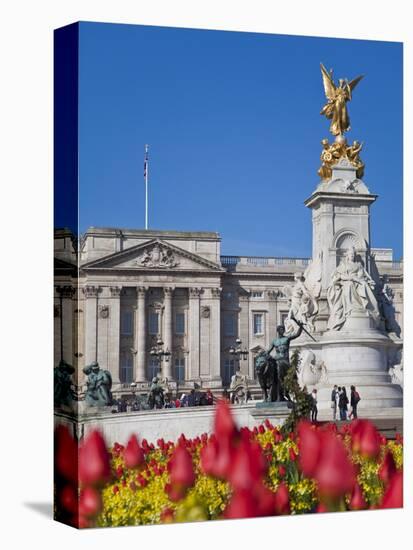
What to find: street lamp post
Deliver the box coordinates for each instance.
[149,335,171,378]
[229,337,249,362]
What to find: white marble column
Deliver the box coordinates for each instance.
[209,287,222,385]
[108,286,121,384]
[189,287,202,380]
[163,287,174,380]
[83,285,100,366]
[135,286,147,382]
[238,290,252,378]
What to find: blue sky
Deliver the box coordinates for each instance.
[78,23,403,259]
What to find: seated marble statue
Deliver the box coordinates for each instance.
[327,247,380,331]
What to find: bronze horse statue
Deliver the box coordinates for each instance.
[255,351,280,402]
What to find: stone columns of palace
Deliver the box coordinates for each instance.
[83,285,101,366]
[108,286,121,384]
[163,287,174,380]
[55,285,75,366]
[209,287,222,384]
[189,287,202,380]
[135,286,147,382]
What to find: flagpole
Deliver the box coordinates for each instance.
[144,144,149,230]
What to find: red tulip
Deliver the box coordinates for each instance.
[165,482,186,502]
[169,444,195,486]
[124,434,144,469]
[200,436,234,479]
[58,484,78,514]
[160,507,175,523]
[78,516,91,529]
[228,439,267,491]
[136,474,147,487]
[214,399,238,442]
[315,433,355,498]
[298,421,355,499]
[274,482,290,515]
[113,485,119,495]
[297,421,322,477]
[224,490,258,519]
[79,430,111,486]
[380,470,403,509]
[274,432,283,444]
[289,447,297,461]
[349,482,367,510]
[79,486,102,518]
[316,503,328,513]
[378,451,397,485]
[350,420,381,459]
[55,425,78,483]
[278,465,286,477]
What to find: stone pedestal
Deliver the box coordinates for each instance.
[298,311,403,412]
[251,401,291,425]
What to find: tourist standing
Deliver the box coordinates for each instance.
[339,386,349,420]
[350,385,360,419]
[311,389,318,423]
[331,385,339,420]
[206,389,214,406]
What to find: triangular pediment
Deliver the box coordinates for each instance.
[82,239,224,272]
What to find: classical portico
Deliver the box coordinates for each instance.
[78,229,226,391]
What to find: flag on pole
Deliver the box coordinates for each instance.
[144,144,149,230]
[144,145,149,178]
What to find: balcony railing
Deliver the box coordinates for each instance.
[221,255,311,268]
[220,255,402,272]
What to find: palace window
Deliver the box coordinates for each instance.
[253,313,264,335]
[280,312,289,327]
[120,351,133,383]
[223,358,236,386]
[148,358,160,380]
[148,311,159,335]
[175,312,185,335]
[120,310,133,336]
[174,357,186,381]
[224,313,236,336]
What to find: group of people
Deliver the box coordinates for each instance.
[164,389,214,408]
[309,385,361,423]
[331,384,361,421]
[111,388,215,413]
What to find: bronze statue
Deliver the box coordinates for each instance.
[83,362,113,407]
[147,376,165,409]
[266,321,304,401]
[320,63,363,136]
[54,360,75,408]
[255,351,278,402]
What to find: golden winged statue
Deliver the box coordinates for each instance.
[320,63,364,136]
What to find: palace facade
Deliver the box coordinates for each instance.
[54,226,403,395]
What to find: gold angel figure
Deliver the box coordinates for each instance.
[320,63,364,136]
